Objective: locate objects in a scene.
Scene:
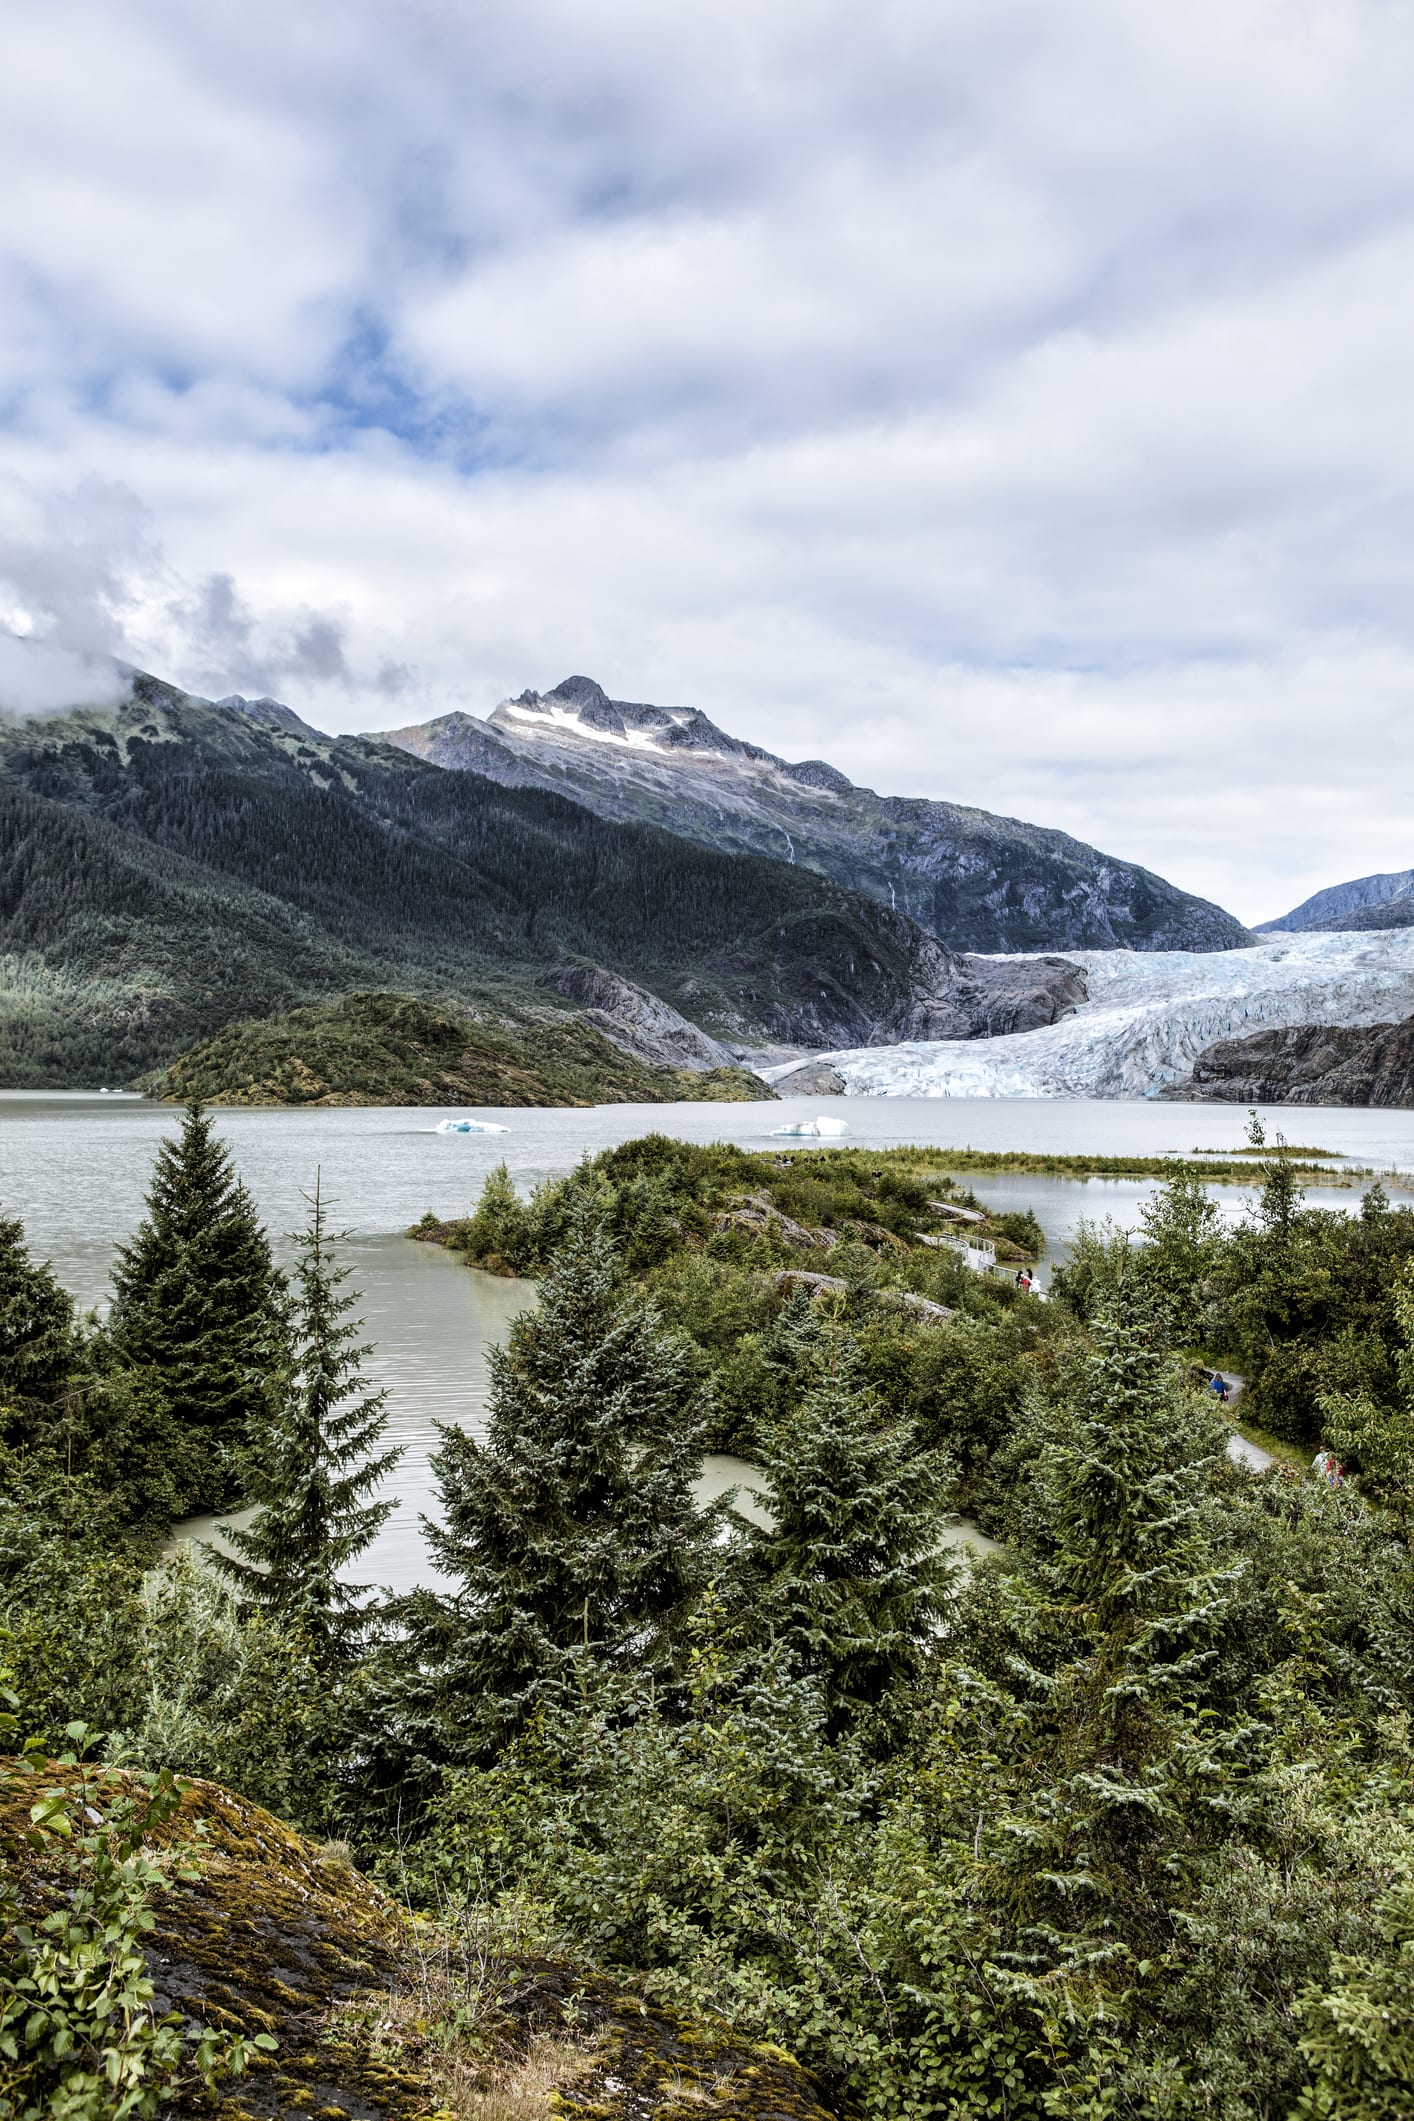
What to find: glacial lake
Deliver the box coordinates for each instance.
[6,1090,1413,1591]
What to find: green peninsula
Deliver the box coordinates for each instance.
[140,991,776,1107]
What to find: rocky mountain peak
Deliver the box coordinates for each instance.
[546,674,612,710]
[217,692,321,739]
[382,673,1254,954]
[787,757,855,794]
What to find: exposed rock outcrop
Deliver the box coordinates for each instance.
[919,951,1090,1037]
[541,962,741,1071]
[1164,1014,1414,1105]
[708,914,1086,1052]
[773,1060,849,1095]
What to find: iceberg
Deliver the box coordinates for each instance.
[434,1117,510,1134]
[762,931,1414,1101]
[771,1115,852,1137]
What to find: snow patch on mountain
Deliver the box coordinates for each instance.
[764,932,1414,1100]
[500,698,686,753]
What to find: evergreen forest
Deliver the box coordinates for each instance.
[0,676,949,1086]
[7,1117,1414,2117]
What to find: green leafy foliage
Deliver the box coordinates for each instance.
[17,1122,1414,2119]
[0,1735,271,2121]
[142,991,774,1108]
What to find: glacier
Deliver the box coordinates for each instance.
[762,931,1414,1100]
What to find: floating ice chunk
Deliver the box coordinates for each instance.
[435,1117,510,1135]
[770,1115,851,1138]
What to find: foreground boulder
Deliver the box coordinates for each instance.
[1,1764,843,2120]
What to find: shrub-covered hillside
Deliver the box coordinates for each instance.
[143,992,775,1107]
[11,1119,1414,2118]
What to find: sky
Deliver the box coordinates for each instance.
[2,0,1413,927]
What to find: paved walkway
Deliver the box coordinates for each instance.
[1209,1369,1280,1472]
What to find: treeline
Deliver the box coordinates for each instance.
[1059,1120,1414,1448]
[8,1129,1414,2116]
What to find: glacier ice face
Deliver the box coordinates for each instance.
[764,932,1414,1100]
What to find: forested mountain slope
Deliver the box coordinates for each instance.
[383,674,1252,953]
[0,671,1043,1085]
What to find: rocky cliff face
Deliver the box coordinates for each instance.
[382,676,1251,955]
[540,963,743,1071]
[1259,867,1414,933]
[1164,1015,1414,1105]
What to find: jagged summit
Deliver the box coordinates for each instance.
[495,675,820,778]
[384,677,1252,956]
[217,692,323,739]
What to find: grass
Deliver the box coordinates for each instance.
[873,1146,1370,1186]
[432,2030,597,2119]
[1192,1143,1337,1158]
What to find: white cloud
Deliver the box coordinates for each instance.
[2,0,1413,924]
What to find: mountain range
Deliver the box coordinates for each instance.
[0,669,1106,1089]
[382,676,1252,955]
[1260,868,1414,934]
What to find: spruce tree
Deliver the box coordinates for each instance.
[214,1179,401,1663]
[414,1198,718,1758]
[733,1326,953,1737]
[975,1281,1240,2043]
[109,1102,285,1501]
[1322,1258,1414,1531]
[458,1161,537,1273]
[0,1212,78,1436]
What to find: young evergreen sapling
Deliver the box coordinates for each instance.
[213,1177,400,1662]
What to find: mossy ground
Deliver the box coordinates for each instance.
[1,1766,842,2121]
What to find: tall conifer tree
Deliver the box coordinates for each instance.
[413,1199,717,1758]
[734,1327,953,1737]
[109,1102,285,1499]
[215,1179,400,1662]
[973,1282,1240,2043]
[0,1211,77,1433]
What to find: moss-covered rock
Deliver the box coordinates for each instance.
[1,1766,843,2120]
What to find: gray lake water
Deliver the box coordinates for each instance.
[5,1090,1409,1589]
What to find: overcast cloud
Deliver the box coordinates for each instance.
[3,0,1413,921]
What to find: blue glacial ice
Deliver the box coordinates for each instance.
[762,931,1414,1100]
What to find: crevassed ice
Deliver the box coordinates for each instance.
[765,931,1414,1100]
